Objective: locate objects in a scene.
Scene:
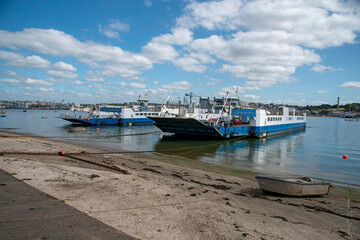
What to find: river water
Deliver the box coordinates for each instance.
[1,109,359,187]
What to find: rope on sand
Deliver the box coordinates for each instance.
[0,135,247,156]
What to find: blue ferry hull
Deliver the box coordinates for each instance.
[250,122,306,137]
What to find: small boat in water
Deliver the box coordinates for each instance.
[256,174,331,196]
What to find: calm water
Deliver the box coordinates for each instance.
[1,109,359,187]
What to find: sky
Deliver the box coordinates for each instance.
[0,0,359,106]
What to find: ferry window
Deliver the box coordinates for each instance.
[144,113,147,116]
[140,113,143,116]
[268,117,270,121]
[135,113,139,116]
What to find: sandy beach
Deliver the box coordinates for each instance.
[0,131,359,240]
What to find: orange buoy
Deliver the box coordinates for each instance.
[343,154,348,159]
[33,116,35,118]
[96,128,99,132]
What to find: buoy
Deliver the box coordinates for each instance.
[58,151,66,156]
[33,116,35,118]
[96,128,99,132]
[343,154,348,159]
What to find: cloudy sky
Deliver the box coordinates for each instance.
[0,0,359,105]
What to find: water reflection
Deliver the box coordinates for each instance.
[155,132,306,175]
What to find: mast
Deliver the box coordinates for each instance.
[216,92,230,126]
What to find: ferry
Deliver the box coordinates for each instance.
[148,95,306,139]
[60,96,162,126]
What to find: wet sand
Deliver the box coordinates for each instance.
[0,131,359,239]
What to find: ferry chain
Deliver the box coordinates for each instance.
[0,135,248,156]
[0,151,129,175]
[0,130,163,139]
[0,135,247,174]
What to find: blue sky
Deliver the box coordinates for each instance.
[0,0,359,105]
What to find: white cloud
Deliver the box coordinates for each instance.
[130,83,146,89]
[341,81,360,89]
[79,58,100,68]
[0,70,21,78]
[153,81,159,85]
[25,78,53,86]
[242,94,260,102]
[311,64,342,73]
[118,82,146,89]
[173,57,207,73]
[98,19,129,39]
[144,0,152,7]
[189,32,320,88]
[102,64,142,79]
[39,87,54,92]
[83,71,105,82]
[173,52,215,73]
[0,78,21,84]
[221,64,298,88]
[142,42,178,62]
[88,83,103,89]
[175,0,359,87]
[0,50,51,69]
[310,100,330,105]
[292,92,304,96]
[54,61,77,71]
[73,80,85,85]
[178,0,360,48]
[315,90,328,94]
[151,28,193,45]
[177,0,244,30]
[218,85,260,96]
[0,28,152,80]
[47,70,78,79]
[162,81,193,91]
[109,20,130,32]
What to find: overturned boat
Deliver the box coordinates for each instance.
[256,174,331,196]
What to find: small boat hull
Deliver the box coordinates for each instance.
[256,174,331,196]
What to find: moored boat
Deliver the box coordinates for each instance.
[149,95,306,139]
[60,95,162,126]
[255,174,331,196]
